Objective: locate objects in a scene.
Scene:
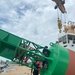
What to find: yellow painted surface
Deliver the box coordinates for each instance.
[64,25,75,33]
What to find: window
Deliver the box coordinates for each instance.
[59,35,67,44]
[68,35,75,44]
[68,35,73,40]
[59,38,62,42]
[62,35,67,44]
[73,35,75,44]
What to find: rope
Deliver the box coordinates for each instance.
[64,13,66,24]
[60,12,62,21]
[57,8,59,20]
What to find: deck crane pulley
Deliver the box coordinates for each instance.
[52,0,67,33]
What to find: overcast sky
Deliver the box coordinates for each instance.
[0,0,75,46]
[0,0,75,60]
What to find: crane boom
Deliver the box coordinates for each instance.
[0,29,51,69]
[0,29,71,75]
[52,0,66,13]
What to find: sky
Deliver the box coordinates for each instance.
[0,0,75,60]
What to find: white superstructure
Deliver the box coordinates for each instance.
[58,21,75,51]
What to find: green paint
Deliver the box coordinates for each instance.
[0,29,70,75]
[40,43,70,75]
[0,29,45,68]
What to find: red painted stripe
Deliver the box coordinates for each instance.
[66,49,75,75]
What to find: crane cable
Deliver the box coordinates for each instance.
[57,8,59,20]
[64,13,66,24]
[57,8,62,33]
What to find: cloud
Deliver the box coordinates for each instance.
[0,0,74,47]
